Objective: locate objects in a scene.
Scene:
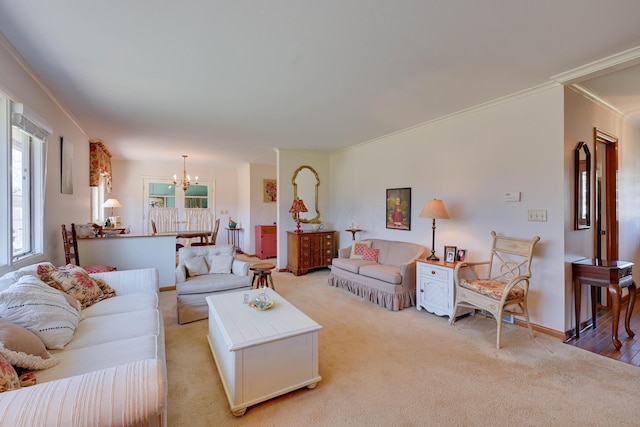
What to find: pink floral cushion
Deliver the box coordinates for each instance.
[459,278,524,301]
[84,265,116,274]
[361,247,380,262]
[37,264,107,309]
[0,353,20,393]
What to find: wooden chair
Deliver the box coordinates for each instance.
[451,231,540,349]
[61,224,116,273]
[191,218,220,246]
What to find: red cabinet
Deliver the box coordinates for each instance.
[255,225,277,260]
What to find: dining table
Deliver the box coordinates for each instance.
[154,230,212,244]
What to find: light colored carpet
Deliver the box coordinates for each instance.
[161,267,640,426]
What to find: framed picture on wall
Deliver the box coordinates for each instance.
[264,179,277,202]
[60,136,73,195]
[386,188,411,230]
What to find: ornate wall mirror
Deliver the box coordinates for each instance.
[574,141,591,230]
[292,165,320,223]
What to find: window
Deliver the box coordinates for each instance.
[0,99,51,268]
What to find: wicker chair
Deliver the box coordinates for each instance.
[451,231,540,349]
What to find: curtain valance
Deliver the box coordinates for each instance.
[89,141,112,192]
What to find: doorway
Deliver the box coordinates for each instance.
[594,128,618,306]
[594,128,618,261]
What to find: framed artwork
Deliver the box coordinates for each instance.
[444,245,457,263]
[455,249,467,262]
[60,137,73,195]
[264,179,277,202]
[386,188,411,230]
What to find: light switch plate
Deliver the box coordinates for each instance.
[528,210,547,222]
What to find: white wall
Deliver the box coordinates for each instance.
[328,85,567,332]
[111,158,239,243]
[245,163,277,255]
[0,34,94,270]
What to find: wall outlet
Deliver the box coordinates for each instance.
[527,210,547,222]
[504,192,521,202]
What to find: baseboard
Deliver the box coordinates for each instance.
[160,286,176,292]
[513,318,565,340]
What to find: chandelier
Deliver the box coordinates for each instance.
[174,155,198,191]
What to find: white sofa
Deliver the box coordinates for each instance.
[176,245,252,324]
[0,263,167,427]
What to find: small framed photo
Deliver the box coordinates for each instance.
[455,249,467,262]
[444,246,457,263]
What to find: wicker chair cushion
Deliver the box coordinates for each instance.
[459,278,524,301]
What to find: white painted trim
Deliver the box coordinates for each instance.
[551,46,640,85]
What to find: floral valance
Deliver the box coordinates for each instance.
[89,141,112,192]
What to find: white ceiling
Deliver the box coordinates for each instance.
[1,1,640,166]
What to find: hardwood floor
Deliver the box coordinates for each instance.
[565,299,640,366]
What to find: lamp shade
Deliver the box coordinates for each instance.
[419,199,449,219]
[103,199,122,208]
[289,198,308,213]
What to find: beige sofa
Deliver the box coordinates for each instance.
[0,263,167,426]
[175,245,251,324]
[328,239,427,311]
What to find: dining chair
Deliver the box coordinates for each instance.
[450,231,540,349]
[61,224,116,273]
[191,218,220,246]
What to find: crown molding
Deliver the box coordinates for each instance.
[552,46,640,85]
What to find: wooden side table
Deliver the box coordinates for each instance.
[225,227,243,253]
[345,228,362,241]
[572,258,636,349]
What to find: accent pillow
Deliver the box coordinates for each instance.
[37,264,105,309]
[184,256,209,277]
[57,289,81,313]
[95,278,117,300]
[361,247,380,262]
[0,353,20,393]
[350,240,373,259]
[208,255,234,274]
[0,276,81,349]
[0,319,59,370]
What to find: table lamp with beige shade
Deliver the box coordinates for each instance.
[103,198,122,226]
[419,199,449,261]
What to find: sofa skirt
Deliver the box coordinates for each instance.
[327,271,415,311]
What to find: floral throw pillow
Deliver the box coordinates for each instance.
[0,353,20,393]
[37,264,105,309]
[361,247,380,262]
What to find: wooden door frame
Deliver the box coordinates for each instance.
[593,128,618,260]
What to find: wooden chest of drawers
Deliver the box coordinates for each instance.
[287,230,336,276]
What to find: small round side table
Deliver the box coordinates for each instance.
[250,262,276,290]
[345,228,363,241]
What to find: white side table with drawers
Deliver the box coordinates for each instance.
[416,259,473,319]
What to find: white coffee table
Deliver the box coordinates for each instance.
[206,288,322,416]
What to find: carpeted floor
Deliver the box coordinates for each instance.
[161,267,640,426]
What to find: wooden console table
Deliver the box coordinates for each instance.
[572,258,636,349]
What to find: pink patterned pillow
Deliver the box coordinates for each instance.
[361,247,380,262]
[0,353,20,393]
[354,244,368,255]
